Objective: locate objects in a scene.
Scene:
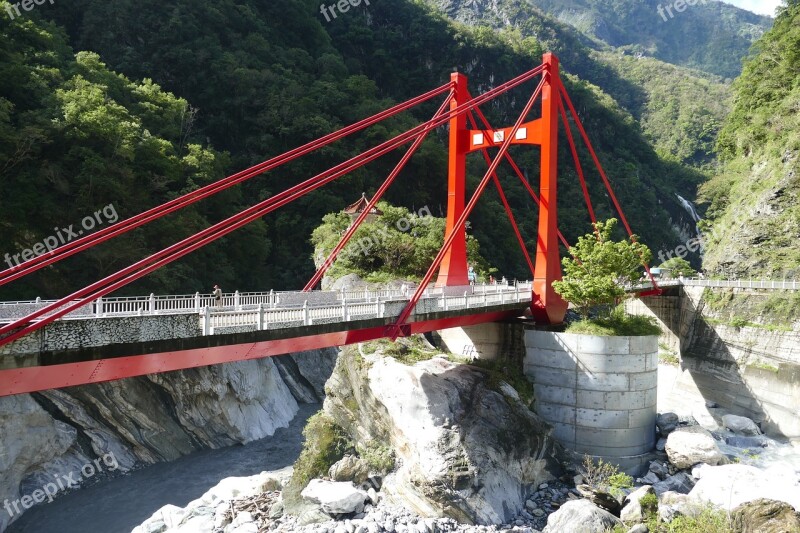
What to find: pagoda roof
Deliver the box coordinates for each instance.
[343,193,383,215]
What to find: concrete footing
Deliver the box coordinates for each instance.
[524,328,659,473]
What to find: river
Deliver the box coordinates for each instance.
[6,404,318,533]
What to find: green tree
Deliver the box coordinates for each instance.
[659,257,697,277]
[553,219,652,318]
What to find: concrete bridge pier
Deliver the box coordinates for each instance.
[523,328,659,474]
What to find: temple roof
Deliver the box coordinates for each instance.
[343,193,383,215]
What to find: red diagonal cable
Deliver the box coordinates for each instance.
[467,111,535,278]
[556,79,632,235]
[303,94,453,291]
[467,101,572,250]
[0,67,547,347]
[390,75,547,338]
[557,93,597,225]
[0,83,455,287]
[556,79,659,290]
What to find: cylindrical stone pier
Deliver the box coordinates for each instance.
[523,328,658,472]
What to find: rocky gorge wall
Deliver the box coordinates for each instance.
[0,348,338,532]
[626,286,800,441]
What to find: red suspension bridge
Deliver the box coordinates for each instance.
[0,53,659,397]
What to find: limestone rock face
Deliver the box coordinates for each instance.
[542,499,622,533]
[322,351,560,525]
[301,480,368,515]
[731,498,800,533]
[665,426,726,469]
[689,464,800,512]
[0,350,336,532]
[0,395,81,532]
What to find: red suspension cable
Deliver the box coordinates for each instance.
[0,83,455,287]
[557,94,597,225]
[303,94,453,291]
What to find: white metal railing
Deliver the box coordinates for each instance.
[197,282,531,335]
[628,278,800,292]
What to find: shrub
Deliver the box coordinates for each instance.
[566,306,662,336]
[357,441,396,474]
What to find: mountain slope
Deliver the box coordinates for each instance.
[698,1,800,278]
[428,0,772,78]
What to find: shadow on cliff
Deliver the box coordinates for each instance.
[639,286,786,439]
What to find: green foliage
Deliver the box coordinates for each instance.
[579,456,632,498]
[310,202,492,283]
[366,335,442,365]
[285,411,350,503]
[356,441,395,474]
[699,3,800,278]
[595,51,731,169]
[659,258,697,277]
[553,219,652,318]
[567,306,661,336]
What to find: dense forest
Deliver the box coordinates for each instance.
[0,0,765,300]
[699,1,800,277]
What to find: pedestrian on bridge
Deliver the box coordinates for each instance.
[213,284,222,307]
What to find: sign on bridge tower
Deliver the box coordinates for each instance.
[438,53,568,324]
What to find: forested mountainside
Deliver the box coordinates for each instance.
[593,52,732,169]
[699,1,800,278]
[1,0,705,300]
[426,0,772,79]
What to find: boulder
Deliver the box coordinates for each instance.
[319,348,559,524]
[657,491,703,523]
[656,412,679,437]
[725,435,769,449]
[648,461,670,479]
[620,485,655,524]
[689,464,800,512]
[542,499,622,533]
[575,484,621,514]
[301,479,368,515]
[652,472,695,495]
[329,455,370,484]
[665,426,726,469]
[722,415,761,436]
[731,498,800,533]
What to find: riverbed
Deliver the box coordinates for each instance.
[6,404,318,533]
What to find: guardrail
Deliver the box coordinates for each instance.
[629,278,800,292]
[199,282,532,335]
[0,280,533,326]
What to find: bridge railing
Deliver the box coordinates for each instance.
[199,282,532,334]
[627,278,800,292]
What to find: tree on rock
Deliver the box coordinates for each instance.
[553,219,652,318]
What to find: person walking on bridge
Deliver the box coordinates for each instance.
[213,284,222,307]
